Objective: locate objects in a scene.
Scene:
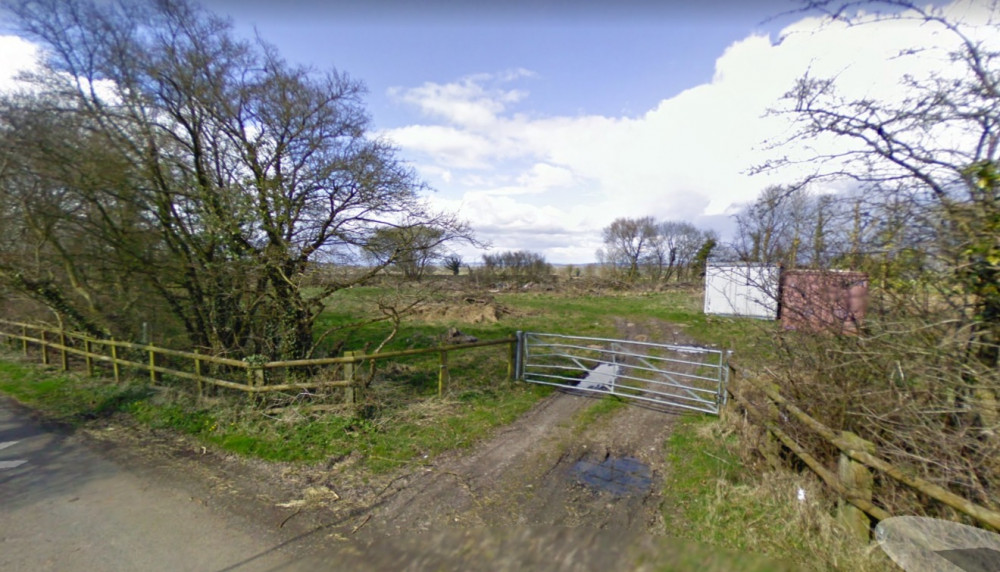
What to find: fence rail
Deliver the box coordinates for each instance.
[0,319,517,400]
[727,367,1000,538]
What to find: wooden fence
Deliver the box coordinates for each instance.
[0,319,518,402]
[726,367,1000,539]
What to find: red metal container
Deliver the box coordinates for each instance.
[779,270,869,334]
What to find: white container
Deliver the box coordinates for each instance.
[703,264,779,320]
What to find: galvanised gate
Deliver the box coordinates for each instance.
[516,332,729,415]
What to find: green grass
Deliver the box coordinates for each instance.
[0,284,886,569]
[311,285,513,353]
[0,285,773,475]
[493,289,777,357]
[0,361,152,424]
[201,384,547,471]
[311,285,773,365]
[661,414,891,571]
[573,394,628,433]
[0,352,549,472]
[663,415,749,544]
[0,286,770,474]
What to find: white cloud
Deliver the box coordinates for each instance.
[516,163,575,191]
[0,34,121,104]
[387,1,997,263]
[424,190,607,263]
[5,2,995,266]
[388,69,532,128]
[387,124,502,169]
[0,35,40,92]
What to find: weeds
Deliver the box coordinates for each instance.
[662,414,892,571]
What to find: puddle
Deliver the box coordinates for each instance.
[570,457,652,496]
[576,363,619,391]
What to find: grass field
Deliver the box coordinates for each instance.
[0,283,765,469]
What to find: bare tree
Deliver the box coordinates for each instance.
[443,254,463,276]
[653,221,713,281]
[769,0,1000,364]
[732,185,802,266]
[598,216,657,282]
[478,250,552,284]
[0,0,470,359]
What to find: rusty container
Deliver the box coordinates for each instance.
[779,270,868,334]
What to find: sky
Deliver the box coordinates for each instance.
[0,0,993,263]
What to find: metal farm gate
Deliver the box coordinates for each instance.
[516,332,729,415]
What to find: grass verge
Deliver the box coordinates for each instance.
[661,413,893,571]
[0,360,151,424]
[0,353,549,473]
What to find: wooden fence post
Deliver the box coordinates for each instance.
[739,376,782,470]
[438,350,450,396]
[507,340,516,382]
[194,350,203,400]
[759,399,784,469]
[21,325,28,356]
[973,388,998,437]
[148,344,158,385]
[59,329,69,371]
[838,431,876,540]
[343,351,361,405]
[110,339,120,384]
[720,363,735,422]
[84,337,94,377]
[40,330,49,365]
[247,366,264,390]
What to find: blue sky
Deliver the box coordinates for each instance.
[198,0,809,262]
[2,1,988,263]
[205,1,798,125]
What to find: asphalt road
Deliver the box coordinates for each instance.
[0,398,303,572]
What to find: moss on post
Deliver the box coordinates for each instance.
[837,431,876,541]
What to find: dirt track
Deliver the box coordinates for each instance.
[330,318,692,534]
[361,388,677,534]
[69,376,703,570]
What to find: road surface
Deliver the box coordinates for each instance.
[0,392,792,572]
[0,397,305,572]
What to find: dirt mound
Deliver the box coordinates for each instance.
[411,296,509,324]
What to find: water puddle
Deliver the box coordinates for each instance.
[576,363,619,391]
[570,456,652,496]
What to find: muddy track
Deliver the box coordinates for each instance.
[360,391,671,534]
[351,317,701,538]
